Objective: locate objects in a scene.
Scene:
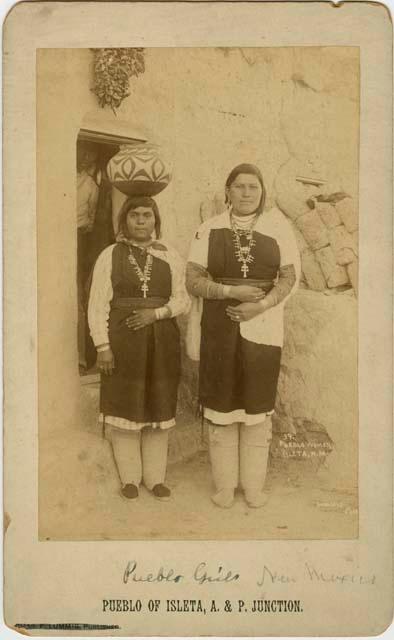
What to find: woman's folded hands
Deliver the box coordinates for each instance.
[226,301,266,323]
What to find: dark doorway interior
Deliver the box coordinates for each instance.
[76,128,146,377]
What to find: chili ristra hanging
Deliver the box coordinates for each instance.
[90,48,145,113]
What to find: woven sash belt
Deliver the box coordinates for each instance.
[111,296,169,310]
[214,277,274,293]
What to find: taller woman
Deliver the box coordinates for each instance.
[186,164,300,509]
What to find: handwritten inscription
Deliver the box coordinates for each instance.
[123,561,239,586]
[122,560,376,588]
[257,563,376,587]
[257,565,297,586]
[304,563,376,585]
[123,560,183,584]
[193,562,240,585]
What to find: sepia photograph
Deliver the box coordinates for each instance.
[3,2,392,635]
[38,45,359,541]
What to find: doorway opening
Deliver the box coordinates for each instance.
[76,123,146,381]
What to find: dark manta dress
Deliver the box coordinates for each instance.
[96,243,181,425]
[187,207,299,425]
[199,226,282,417]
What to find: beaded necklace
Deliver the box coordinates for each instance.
[127,246,153,298]
[230,212,258,278]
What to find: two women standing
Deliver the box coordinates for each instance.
[88,164,299,507]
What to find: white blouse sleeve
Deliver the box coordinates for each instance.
[87,245,115,347]
[187,221,210,268]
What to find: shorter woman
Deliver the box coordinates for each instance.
[88,196,190,501]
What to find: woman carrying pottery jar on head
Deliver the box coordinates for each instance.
[88,195,190,502]
[186,164,300,509]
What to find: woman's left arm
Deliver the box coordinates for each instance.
[260,212,300,311]
[258,264,296,312]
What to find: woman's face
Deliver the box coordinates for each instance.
[226,173,263,216]
[126,207,156,242]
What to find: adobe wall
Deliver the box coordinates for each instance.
[38,48,358,487]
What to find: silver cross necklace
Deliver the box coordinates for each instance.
[231,213,258,278]
[127,247,153,298]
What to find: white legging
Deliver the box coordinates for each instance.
[107,425,169,490]
[208,419,272,491]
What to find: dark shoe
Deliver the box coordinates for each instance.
[152,484,171,501]
[121,484,139,501]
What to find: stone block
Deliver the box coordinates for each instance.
[327,265,349,288]
[315,202,342,228]
[336,197,358,233]
[296,210,330,251]
[347,259,358,296]
[329,225,357,265]
[276,191,311,221]
[315,246,349,287]
[335,249,355,267]
[301,249,327,291]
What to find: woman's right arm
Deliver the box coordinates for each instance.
[87,245,115,373]
[186,261,231,299]
[186,224,264,302]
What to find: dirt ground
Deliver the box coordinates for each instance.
[39,428,358,541]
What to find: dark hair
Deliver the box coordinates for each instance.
[117,196,161,239]
[225,163,266,215]
[77,141,99,173]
